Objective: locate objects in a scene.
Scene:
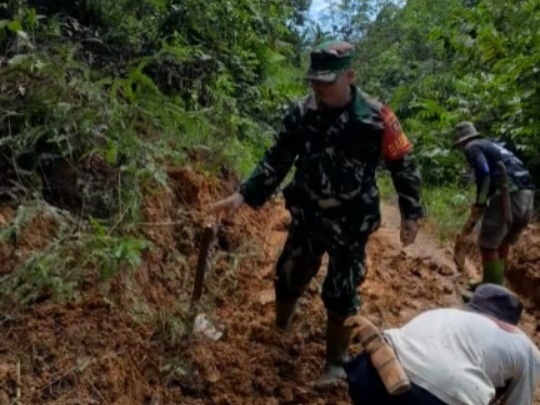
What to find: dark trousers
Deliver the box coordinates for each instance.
[344,354,448,405]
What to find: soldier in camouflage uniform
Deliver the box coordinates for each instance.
[212,41,424,384]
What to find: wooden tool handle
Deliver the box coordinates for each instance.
[191,223,219,305]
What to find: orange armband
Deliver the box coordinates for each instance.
[380,105,412,161]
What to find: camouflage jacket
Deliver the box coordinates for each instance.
[239,86,424,221]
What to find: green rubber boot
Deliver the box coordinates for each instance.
[464,259,505,302]
[482,259,505,285]
[468,259,505,291]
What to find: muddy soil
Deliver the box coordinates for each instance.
[0,173,539,404]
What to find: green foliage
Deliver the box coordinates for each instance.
[0,0,308,207]
[0,203,40,242]
[0,204,149,305]
[350,0,540,187]
[375,173,393,200]
[421,184,472,243]
[0,0,309,305]
[330,0,540,240]
[87,218,148,280]
[377,173,472,242]
[10,233,148,304]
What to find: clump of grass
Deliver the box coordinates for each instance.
[422,184,472,243]
[376,174,394,201]
[377,173,473,244]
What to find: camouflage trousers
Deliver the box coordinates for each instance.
[275,196,381,319]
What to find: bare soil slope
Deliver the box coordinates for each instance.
[0,172,538,404]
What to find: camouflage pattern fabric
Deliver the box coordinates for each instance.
[275,198,376,318]
[239,86,424,317]
[305,40,354,83]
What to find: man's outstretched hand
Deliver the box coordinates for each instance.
[461,204,484,235]
[210,192,245,221]
[400,219,418,247]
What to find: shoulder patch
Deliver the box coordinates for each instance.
[380,104,412,161]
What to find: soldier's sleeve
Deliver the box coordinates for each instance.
[238,106,301,208]
[379,104,425,220]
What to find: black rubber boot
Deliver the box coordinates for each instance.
[275,300,297,330]
[314,315,353,386]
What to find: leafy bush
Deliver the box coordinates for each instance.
[0,0,310,304]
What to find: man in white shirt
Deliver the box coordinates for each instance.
[345,284,540,404]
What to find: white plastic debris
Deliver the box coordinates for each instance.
[193,313,223,341]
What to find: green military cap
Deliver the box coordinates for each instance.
[305,40,354,83]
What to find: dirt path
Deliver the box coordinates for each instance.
[177,199,539,404]
[0,187,538,404]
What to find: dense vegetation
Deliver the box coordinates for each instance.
[322,0,539,236]
[0,0,311,212]
[0,0,310,302]
[351,0,540,186]
[0,0,538,300]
